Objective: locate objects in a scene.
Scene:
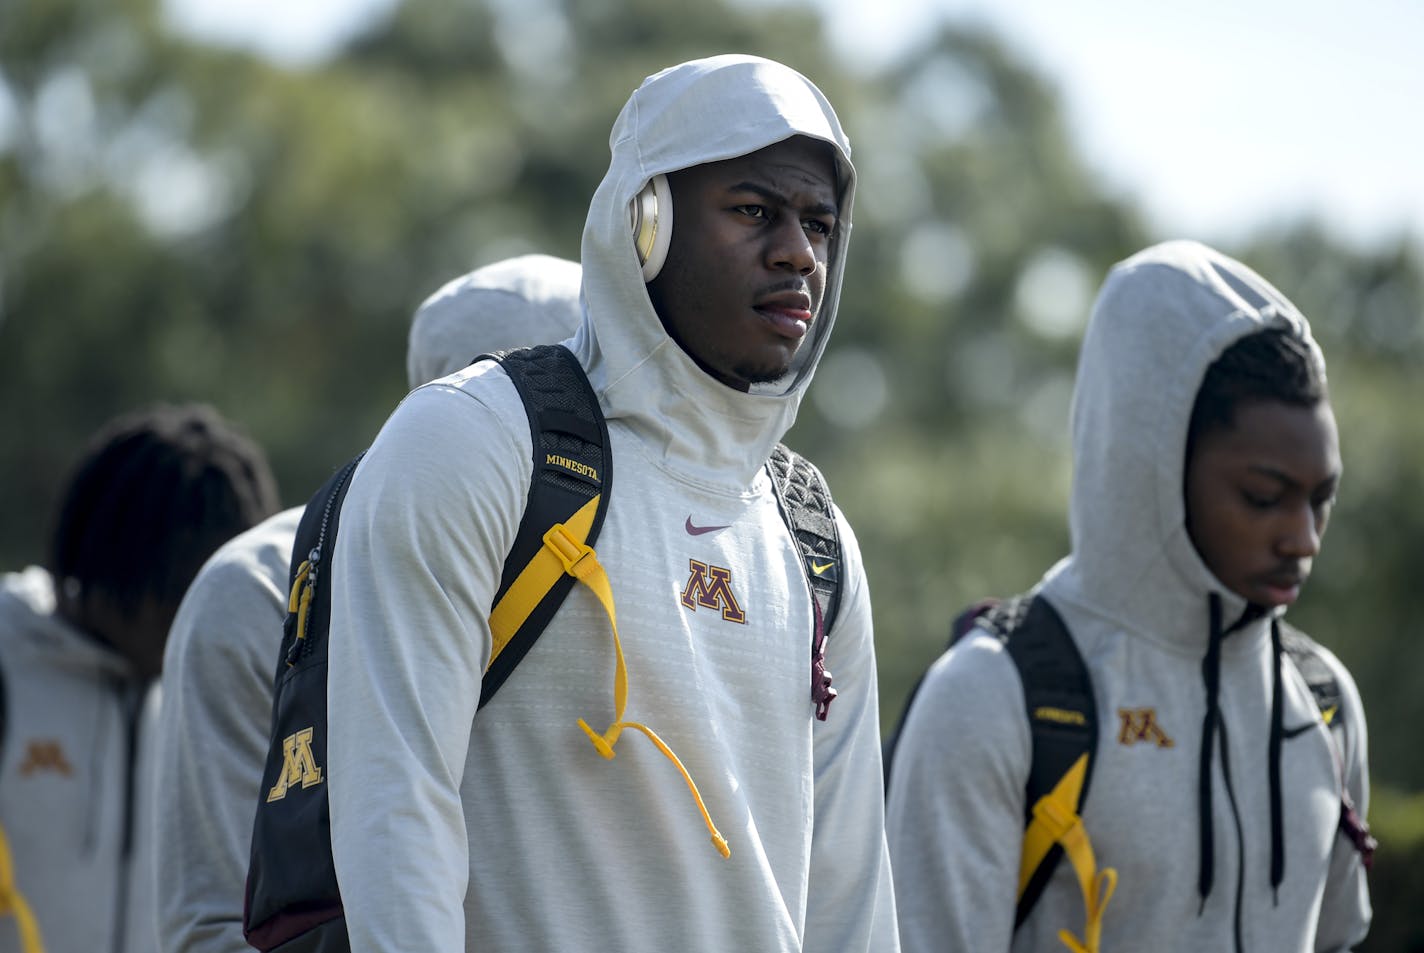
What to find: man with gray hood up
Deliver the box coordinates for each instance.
[324,55,898,952]
[886,240,1371,952]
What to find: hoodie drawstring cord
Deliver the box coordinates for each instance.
[1197,593,1224,912]
[1268,619,1286,903]
[538,522,730,860]
[1199,598,1290,911]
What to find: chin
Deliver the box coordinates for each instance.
[736,364,793,387]
[734,352,799,386]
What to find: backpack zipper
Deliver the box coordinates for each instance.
[286,458,361,667]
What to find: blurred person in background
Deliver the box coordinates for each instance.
[0,403,279,953]
[153,255,583,953]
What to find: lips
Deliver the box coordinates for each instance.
[1257,569,1307,606]
[754,290,814,339]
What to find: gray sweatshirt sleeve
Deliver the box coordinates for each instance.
[326,383,527,953]
[1312,646,1373,952]
[154,519,294,953]
[803,512,901,952]
[886,633,1031,953]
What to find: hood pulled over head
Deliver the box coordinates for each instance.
[1046,240,1325,640]
[406,254,583,389]
[573,54,856,487]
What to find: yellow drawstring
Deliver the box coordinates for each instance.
[540,522,731,860]
[0,823,46,953]
[1017,753,1117,953]
[1051,808,1117,953]
[286,558,314,663]
[1056,868,1118,953]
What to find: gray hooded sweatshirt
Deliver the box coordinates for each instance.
[325,55,898,952]
[152,255,584,953]
[0,567,160,953]
[886,240,1370,952]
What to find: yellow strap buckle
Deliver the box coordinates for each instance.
[1032,789,1077,837]
[1017,753,1118,953]
[543,524,598,580]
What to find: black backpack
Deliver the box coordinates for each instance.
[243,344,843,953]
[884,594,1096,928]
[882,592,1378,934]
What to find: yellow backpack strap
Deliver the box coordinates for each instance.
[1019,754,1117,953]
[981,595,1110,943]
[484,353,728,858]
[480,345,610,709]
[0,823,45,953]
[488,495,601,660]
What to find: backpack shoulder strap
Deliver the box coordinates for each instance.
[766,443,841,721]
[481,344,611,708]
[986,595,1102,930]
[1278,621,1378,868]
[887,593,1106,934]
[1279,621,1343,726]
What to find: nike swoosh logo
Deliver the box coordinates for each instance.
[811,561,835,575]
[685,516,731,536]
[1283,707,1341,739]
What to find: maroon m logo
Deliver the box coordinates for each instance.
[19,740,74,777]
[680,559,746,624]
[1117,708,1175,747]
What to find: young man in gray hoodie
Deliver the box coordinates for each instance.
[323,55,897,952]
[886,240,1371,952]
[0,404,279,953]
[152,255,584,953]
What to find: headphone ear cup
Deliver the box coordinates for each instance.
[629,173,673,282]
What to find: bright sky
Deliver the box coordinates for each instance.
[164,0,1424,250]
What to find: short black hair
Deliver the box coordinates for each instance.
[1186,326,1328,461]
[47,403,280,621]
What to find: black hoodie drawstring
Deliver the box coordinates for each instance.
[1197,593,1224,912]
[1268,619,1285,903]
[1199,596,1289,914]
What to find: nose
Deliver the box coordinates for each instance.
[1277,501,1323,559]
[767,220,818,276]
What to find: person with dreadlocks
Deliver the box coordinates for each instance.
[0,404,279,953]
[886,240,1372,952]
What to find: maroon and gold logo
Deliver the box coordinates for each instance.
[1117,708,1175,747]
[680,559,746,623]
[18,740,74,777]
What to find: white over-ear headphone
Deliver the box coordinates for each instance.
[629,173,672,282]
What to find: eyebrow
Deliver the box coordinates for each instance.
[1246,464,1341,493]
[727,181,839,221]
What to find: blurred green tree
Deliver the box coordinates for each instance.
[3,1,1421,942]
